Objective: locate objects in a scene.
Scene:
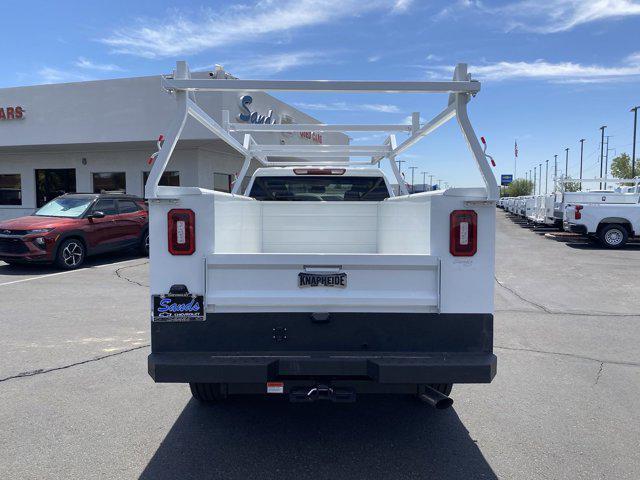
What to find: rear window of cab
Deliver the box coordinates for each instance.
[249,176,390,201]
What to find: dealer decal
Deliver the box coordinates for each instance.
[152,294,205,322]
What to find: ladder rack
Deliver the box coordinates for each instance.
[145,61,498,200]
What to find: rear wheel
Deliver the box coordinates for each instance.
[598,224,628,249]
[189,383,227,403]
[139,230,149,256]
[55,238,86,269]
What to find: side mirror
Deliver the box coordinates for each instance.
[89,211,105,219]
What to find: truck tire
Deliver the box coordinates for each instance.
[598,224,628,249]
[189,382,227,403]
[139,230,149,256]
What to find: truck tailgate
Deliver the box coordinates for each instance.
[206,253,439,313]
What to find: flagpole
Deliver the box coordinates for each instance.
[514,140,518,179]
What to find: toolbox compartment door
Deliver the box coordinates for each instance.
[205,253,440,313]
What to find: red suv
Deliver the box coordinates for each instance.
[0,193,148,269]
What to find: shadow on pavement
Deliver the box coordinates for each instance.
[139,396,497,480]
[0,251,146,276]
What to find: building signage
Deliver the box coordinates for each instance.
[238,95,277,124]
[0,106,24,120]
[501,174,513,186]
[299,131,323,144]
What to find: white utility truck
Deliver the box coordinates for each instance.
[564,196,640,248]
[145,62,498,408]
[553,178,640,227]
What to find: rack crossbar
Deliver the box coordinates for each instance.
[163,78,481,94]
[229,123,412,133]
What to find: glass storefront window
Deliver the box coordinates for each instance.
[214,172,232,192]
[93,172,126,193]
[0,174,22,205]
[142,171,180,191]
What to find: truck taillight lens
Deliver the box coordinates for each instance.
[450,210,477,257]
[574,205,583,220]
[168,209,195,255]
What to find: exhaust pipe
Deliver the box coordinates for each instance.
[418,385,454,410]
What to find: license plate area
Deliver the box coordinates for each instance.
[152,294,205,322]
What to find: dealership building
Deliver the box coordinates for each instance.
[0,69,345,220]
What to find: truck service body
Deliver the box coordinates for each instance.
[564,199,640,248]
[145,62,498,405]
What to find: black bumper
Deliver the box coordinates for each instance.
[149,351,496,384]
[149,312,495,385]
[565,223,588,234]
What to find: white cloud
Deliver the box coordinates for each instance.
[368,55,382,62]
[425,53,640,83]
[402,115,426,125]
[74,57,123,72]
[101,1,408,58]
[498,0,640,33]
[216,51,328,77]
[392,0,414,13]
[37,67,92,84]
[295,101,401,113]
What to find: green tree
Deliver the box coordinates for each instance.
[563,177,581,192]
[502,178,533,197]
[610,153,633,182]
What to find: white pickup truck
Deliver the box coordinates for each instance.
[564,201,640,248]
[144,61,498,407]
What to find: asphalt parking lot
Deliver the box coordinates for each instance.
[1,212,639,480]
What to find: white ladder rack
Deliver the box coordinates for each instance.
[145,61,498,200]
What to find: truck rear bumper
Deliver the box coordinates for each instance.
[565,222,588,234]
[149,312,495,386]
[148,351,497,384]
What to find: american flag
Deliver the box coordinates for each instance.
[514,140,518,158]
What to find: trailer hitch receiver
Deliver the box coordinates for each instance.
[289,385,356,403]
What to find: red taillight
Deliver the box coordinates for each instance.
[575,205,583,220]
[168,209,195,255]
[293,168,346,175]
[450,210,477,257]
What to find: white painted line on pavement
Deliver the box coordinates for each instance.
[0,258,147,287]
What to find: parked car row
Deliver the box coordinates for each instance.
[0,193,149,269]
[498,185,640,248]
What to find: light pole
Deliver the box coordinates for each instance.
[533,166,537,195]
[429,174,434,190]
[396,158,406,176]
[538,163,542,195]
[545,159,549,194]
[599,125,606,189]
[421,171,428,192]
[631,106,639,178]
[579,139,585,189]
[564,148,569,180]
[408,166,418,193]
[554,154,558,191]
[437,179,443,190]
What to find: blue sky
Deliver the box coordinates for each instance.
[2,0,640,188]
